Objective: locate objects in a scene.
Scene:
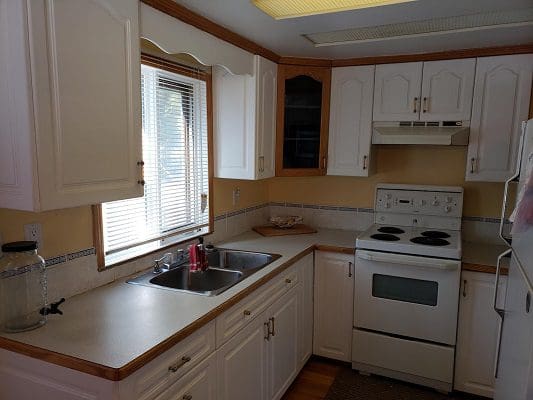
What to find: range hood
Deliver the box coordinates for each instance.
[372,122,470,145]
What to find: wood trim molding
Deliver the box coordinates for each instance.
[92,205,105,270]
[141,0,280,63]
[331,43,533,67]
[278,56,332,67]
[141,53,210,81]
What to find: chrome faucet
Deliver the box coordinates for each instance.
[153,252,173,274]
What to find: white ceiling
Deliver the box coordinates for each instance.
[173,0,533,59]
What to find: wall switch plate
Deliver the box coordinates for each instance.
[24,223,43,250]
[232,187,241,206]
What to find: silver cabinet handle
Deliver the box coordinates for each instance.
[363,155,368,170]
[264,321,271,341]
[493,249,511,378]
[422,97,428,113]
[182,395,192,400]
[348,261,353,278]
[269,317,275,336]
[462,279,467,297]
[470,157,476,174]
[413,97,418,113]
[137,160,145,185]
[168,356,191,373]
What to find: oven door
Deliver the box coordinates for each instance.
[354,250,461,345]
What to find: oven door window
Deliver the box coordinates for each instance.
[372,274,438,306]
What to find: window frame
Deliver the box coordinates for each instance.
[92,54,214,270]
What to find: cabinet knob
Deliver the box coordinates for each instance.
[137,179,146,186]
[183,395,192,400]
[363,155,368,170]
[470,157,476,174]
[348,261,353,278]
[422,97,428,113]
[243,310,251,316]
[285,278,292,284]
[269,317,276,336]
[264,321,271,341]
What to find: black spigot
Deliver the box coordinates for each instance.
[40,298,65,316]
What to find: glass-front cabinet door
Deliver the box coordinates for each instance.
[276,65,331,176]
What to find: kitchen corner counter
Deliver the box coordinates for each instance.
[462,241,510,275]
[0,229,358,381]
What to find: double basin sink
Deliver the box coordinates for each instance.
[127,249,281,296]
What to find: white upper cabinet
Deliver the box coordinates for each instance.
[420,59,475,121]
[214,55,277,180]
[373,62,423,121]
[466,54,533,182]
[0,0,142,211]
[373,59,475,122]
[328,66,375,177]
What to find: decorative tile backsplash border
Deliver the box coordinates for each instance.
[45,248,96,268]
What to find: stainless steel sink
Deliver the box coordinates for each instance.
[127,249,281,296]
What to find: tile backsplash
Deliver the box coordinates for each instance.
[40,201,505,302]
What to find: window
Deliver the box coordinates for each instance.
[99,61,211,267]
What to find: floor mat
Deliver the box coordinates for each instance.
[324,368,485,400]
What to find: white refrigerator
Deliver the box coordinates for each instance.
[494,119,533,400]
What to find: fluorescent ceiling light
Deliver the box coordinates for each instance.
[252,0,416,20]
[303,8,533,46]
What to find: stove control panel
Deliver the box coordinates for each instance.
[375,187,463,218]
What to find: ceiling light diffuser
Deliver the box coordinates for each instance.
[252,0,416,19]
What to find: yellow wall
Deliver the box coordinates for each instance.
[0,147,504,259]
[267,146,504,218]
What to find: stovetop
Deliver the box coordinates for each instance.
[356,224,462,260]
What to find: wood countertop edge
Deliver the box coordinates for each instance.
[462,262,509,275]
[0,244,330,381]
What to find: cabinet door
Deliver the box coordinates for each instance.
[256,56,277,179]
[454,271,507,397]
[313,251,354,361]
[276,65,331,176]
[217,311,269,400]
[29,0,143,210]
[328,66,374,177]
[420,59,475,121]
[373,62,423,121]
[268,286,299,400]
[155,353,217,400]
[213,65,256,179]
[466,54,533,182]
[297,254,314,369]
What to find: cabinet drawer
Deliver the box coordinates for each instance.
[216,265,299,346]
[154,352,217,400]
[131,320,216,400]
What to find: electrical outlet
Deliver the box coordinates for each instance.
[24,223,43,250]
[232,187,241,206]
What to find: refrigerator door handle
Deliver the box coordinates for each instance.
[499,121,528,246]
[493,249,512,378]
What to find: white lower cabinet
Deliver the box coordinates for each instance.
[298,254,314,368]
[313,251,355,361]
[454,271,508,398]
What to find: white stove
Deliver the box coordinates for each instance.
[352,184,464,393]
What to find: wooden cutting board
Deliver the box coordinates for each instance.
[252,224,317,237]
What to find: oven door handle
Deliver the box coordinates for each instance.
[356,251,458,271]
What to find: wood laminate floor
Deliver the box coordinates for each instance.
[282,357,342,400]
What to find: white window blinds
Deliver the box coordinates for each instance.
[102,64,210,266]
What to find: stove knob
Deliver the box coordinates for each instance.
[444,205,452,213]
[385,202,391,209]
[419,200,426,206]
[446,196,453,203]
[386,193,392,200]
[432,199,439,206]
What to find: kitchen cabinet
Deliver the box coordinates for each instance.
[328,65,375,177]
[298,254,314,368]
[214,55,277,180]
[373,59,475,122]
[313,251,354,362]
[465,54,533,182]
[0,0,142,211]
[454,271,508,397]
[276,64,331,176]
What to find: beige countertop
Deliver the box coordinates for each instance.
[0,229,358,380]
[462,241,510,273]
